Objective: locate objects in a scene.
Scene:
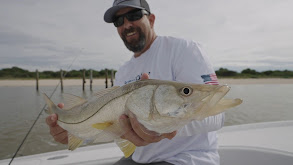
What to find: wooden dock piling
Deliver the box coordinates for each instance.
[60,69,64,91]
[82,69,86,91]
[105,69,108,88]
[90,69,93,91]
[111,69,114,87]
[36,69,39,91]
[34,68,115,91]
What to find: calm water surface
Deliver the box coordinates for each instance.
[0,84,292,160]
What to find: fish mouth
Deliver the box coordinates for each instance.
[199,85,230,103]
[190,85,231,120]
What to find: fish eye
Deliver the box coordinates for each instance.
[180,87,193,96]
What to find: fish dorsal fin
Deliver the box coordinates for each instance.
[115,138,136,158]
[68,133,84,151]
[93,86,120,98]
[60,93,87,110]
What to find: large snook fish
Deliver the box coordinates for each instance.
[43,79,242,157]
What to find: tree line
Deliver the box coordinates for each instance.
[0,67,116,79]
[0,66,293,79]
[215,68,293,78]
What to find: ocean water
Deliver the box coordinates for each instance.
[0,84,293,160]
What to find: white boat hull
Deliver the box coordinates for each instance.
[218,120,293,165]
[1,121,293,165]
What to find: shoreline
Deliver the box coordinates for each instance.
[218,78,293,85]
[0,78,292,87]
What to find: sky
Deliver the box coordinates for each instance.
[0,0,293,72]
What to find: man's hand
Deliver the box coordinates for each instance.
[45,103,68,144]
[119,73,177,146]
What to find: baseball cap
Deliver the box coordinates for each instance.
[104,0,150,23]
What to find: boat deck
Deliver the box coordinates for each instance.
[218,120,293,165]
[1,121,293,165]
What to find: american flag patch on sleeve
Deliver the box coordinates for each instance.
[201,73,219,85]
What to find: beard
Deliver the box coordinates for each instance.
[121,27,146,53]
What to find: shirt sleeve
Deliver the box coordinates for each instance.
[114,71,123,86]
[173,40,225,136]
[114,64,127,86]
[173,41,215,84]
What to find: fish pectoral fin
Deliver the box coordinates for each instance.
[68,133,83,151]
[206,98,243,117]
[115,138,136,158]
[92,122,113,130]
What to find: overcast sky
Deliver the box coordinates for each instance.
[1,0,293,72]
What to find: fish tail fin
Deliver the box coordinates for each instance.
[68,133,84,151]
[42,93,58,115]
[115,138,136,158]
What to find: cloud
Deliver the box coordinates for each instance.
[0,31,42,45]
[0,0,293,72]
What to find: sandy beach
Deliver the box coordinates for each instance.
[218,78,293,85]
[0,79,107,87]
[0,78,292,87]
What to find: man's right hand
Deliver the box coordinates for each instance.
[45,103,68,144]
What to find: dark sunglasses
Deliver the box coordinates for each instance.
[113,9,150,27]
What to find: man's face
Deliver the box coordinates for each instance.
[115,7,152,53]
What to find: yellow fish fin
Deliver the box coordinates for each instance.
[92,122,113,130]
[115,138,136,158]
[68,133,83,151]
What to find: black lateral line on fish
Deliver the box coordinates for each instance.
[58,80,156,124]
[57,80,221,124]
[58,93,128,125]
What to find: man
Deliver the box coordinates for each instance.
[46,0,224,164]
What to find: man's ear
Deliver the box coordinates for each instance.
[148,14,155,28]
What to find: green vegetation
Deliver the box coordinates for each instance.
[0,67,292,79]
[215,68,293,78]
[0,67,116,79]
